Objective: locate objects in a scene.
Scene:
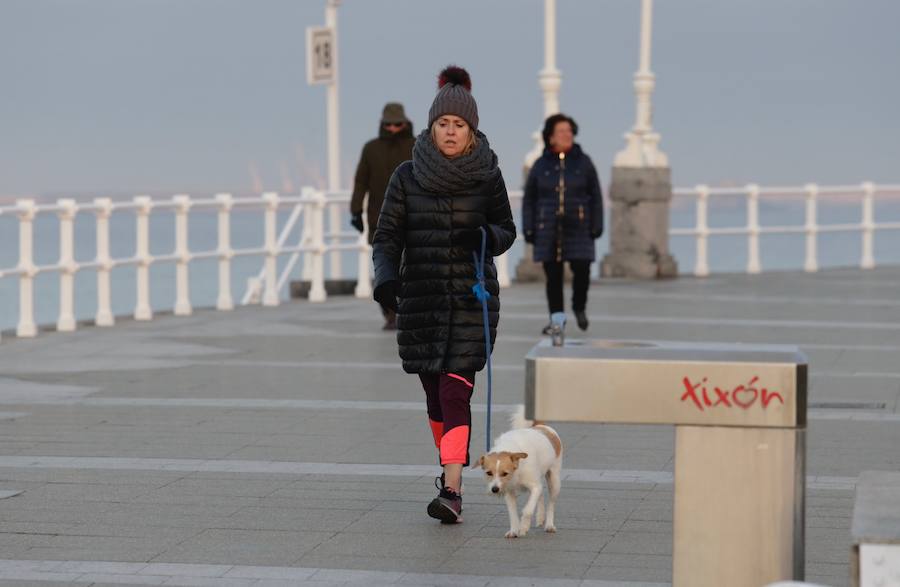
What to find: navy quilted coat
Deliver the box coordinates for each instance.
[522,144,604,262]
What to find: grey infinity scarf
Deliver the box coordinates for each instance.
[412,129,500,194]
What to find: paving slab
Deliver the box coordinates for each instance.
[2,269,900,585]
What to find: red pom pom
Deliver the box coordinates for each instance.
[438,65,472,91]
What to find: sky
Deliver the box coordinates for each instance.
[2,0,899,200]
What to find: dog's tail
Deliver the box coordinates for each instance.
[509,405,533,430]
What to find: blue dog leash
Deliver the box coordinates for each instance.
[471,227,493,453]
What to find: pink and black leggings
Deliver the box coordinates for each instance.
[419,371,476,466]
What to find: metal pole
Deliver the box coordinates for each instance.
[635,0,652,133]
[540,0,561,118]
[639,0,652,74]
[325,0,342,279]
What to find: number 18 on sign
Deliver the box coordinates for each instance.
[306,26,335,85]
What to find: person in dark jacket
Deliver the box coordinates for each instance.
[350,102,416,329]
[372,66,516,524]
[522,113,603,333]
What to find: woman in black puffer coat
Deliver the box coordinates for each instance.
[372,66,516,524]
[523,113,604,334]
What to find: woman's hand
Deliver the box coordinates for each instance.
[373,280,399,313]
[455,227,490,251]
[350,213,365,233]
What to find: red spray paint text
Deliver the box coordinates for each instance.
[680,376,784,411]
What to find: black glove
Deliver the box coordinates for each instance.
[591,229,602,240]
[455,227,490,251]
[524,231,535,244]
[373,280,399,313]
[350,212,364,234]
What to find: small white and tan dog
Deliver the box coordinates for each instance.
[473,406,562,538]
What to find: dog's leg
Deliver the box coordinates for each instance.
[504,490,520,539]
[535,491,546,527]
[544,466,561,533]
[518,486,542,537]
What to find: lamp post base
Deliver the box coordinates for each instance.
[600,166,678,279]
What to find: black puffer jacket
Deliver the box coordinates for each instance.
[372,161,516,374]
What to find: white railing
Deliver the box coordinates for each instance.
[670,182,900,277]
[0,188,522,343]
[0,191,335,343]
[253,189,524,303]
[5,181,899,342]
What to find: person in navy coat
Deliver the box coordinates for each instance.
[522,114,604,333]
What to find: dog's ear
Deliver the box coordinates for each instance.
[510,452,528,462]
[471,455,484,469]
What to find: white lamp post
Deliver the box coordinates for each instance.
[523,0,562,170]
[615,0,667,168]
[517,0,562,282]
[601,0,678,279]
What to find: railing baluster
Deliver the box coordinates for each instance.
[804,183,819,273]
[94,198,115,326]
[308,188,328,303]
[745,184,761,274]
[328,199,342,279]
[56,198,78,332]
[16,199,37,337]
[860,181,875,269]
[354,214,372,299]
[173,194,192,316]
[301,205,313,282]
[134,195,153,321]
[216,193,234,310]
[496,251,511,288]
[694,185,710,277]
[262,192,280,306]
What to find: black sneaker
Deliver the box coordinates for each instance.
[427,486,462,524]
[435,473,464,496]
[541,322,552,335]
[575,310,589,331]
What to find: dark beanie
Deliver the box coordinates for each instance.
[428,65,479,131]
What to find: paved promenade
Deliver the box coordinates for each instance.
[1,267,899,586]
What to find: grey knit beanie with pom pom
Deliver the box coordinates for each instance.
[428,65,479,131]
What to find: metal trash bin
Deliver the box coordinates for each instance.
[525,339,808,587]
